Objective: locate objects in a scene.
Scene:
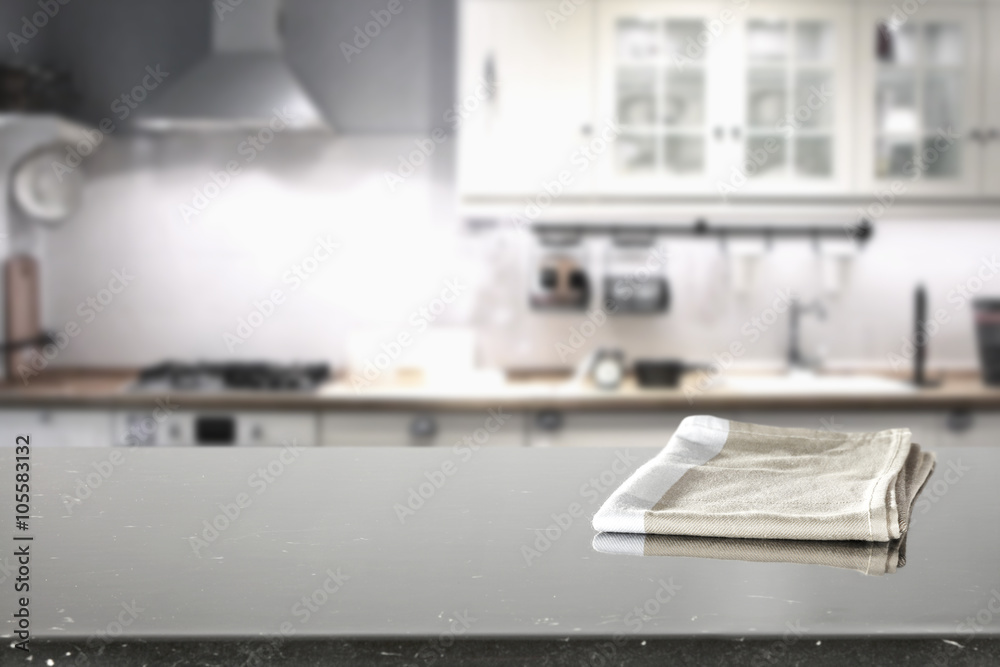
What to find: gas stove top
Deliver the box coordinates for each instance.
[133,362,331,393]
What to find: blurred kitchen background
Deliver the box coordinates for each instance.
[1,0,1000,449]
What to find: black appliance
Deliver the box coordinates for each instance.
[133,362,331,393]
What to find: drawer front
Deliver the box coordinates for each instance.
[321,411,525,447]
[0,410,112,447]
[935,412,1000,448]
[113,411,318,447]
[526,411,732,448]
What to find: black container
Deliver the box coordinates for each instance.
[974,299,1000,386]
[634,360,701,388]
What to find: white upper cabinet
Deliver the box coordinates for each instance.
[594,1,855,197]
[595,1,728,195]
[457,0,596,198]
[457,0,1000,205]
[730,2,855,195]
[855,1,984,195]
[986,3,1000,194]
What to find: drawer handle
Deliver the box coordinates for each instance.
[946,409,973,434]
[409,414,438,441]
[536,410,564,433]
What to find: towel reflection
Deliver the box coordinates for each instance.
[592,532,909,576]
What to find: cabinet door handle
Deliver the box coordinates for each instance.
[946,409,973,434]
[409,414,438,441]
[484,53,497,102]
[731,127,741,140]
[714,126,724,141]
[536,410,564,432]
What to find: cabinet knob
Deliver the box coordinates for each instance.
[987,128,999,142]
[713,126,724,141]
[971,128,985,143]
[251,424,264,441]
[946,409,973,434]
[409,414,438,441]
[536,410,564,432]
[731,126,742,140]
[581,124,593,136]
[484,54,497,102]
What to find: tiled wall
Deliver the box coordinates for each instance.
[32,131,1000,372]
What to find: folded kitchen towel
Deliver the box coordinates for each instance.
[591,533,907,576]
[592,415,935,542]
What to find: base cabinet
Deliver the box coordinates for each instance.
[321,411,526,448]
[0,410,112,448]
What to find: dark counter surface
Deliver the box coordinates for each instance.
[2,446,999,664]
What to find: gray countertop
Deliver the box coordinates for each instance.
[2,446,998,644]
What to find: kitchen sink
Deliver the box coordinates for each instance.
[718,372,917,395]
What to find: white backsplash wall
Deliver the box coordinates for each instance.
[34,130,1000,372]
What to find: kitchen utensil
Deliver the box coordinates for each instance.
[530,250,590,311]
[602,241,670,314]
[4,255,41,380]
[634,359,705,388]
[604,276,669,313]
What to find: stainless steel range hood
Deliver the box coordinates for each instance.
[132,0,329,132]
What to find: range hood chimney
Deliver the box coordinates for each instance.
[132,0,329,132]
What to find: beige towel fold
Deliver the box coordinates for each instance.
[592,416,935,542]
[592,532,907,576]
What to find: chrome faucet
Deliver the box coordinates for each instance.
[788,298,826,370]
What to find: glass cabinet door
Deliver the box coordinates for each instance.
[726,3,854,194]
[857,3,983,195]
[598,2,726,193]
[988,3,1000,193]
[597,1,853,196]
